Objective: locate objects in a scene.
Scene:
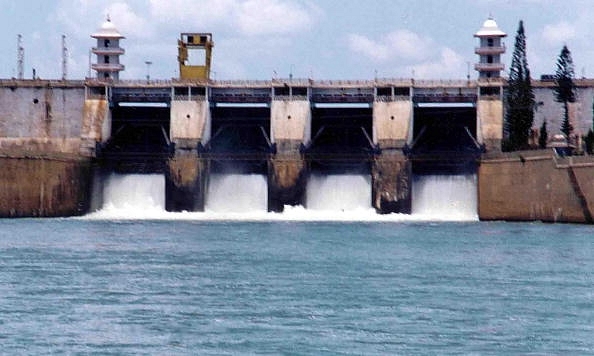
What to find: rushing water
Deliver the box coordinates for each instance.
[101,174,165,212]
[93,173,478,221]
[1,219,593,354]
[412,174,478,220]
[306,174,372,211]
[206,174,268,212]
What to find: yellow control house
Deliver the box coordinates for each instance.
[178,33,213,80]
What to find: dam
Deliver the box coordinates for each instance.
[1,17,594,223]
[0,76,500,216]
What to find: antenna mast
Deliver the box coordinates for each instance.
[62,35,68,80]
[17,34,24,80]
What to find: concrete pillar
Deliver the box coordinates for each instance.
[372,99,412,149]
[166,151,208,211]
[170,99,211,150]
[371,98,412,214]
[477,98,503,152]
[372,150,411,214]
[268,99,310,211]
[270,99,311,151]
[268,155,308,212]
[166,98,211,211]
[80,99,109,157]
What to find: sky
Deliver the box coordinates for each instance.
[1,0,593,81]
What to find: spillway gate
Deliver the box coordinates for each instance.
[84,78,503,213]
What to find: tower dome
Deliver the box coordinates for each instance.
[91,16,125,80]
[475,18,506,37]
[474,17,506,79]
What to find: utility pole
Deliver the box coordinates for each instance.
[17,34,24,80]
[62,35,68,80]
[145,61,152,82]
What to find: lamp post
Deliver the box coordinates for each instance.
[145,60,152,83]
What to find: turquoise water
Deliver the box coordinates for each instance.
[1,219,593,354]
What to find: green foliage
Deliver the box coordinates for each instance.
[538,120,548,149]
[554,45,576,139]
[505,20,535,151]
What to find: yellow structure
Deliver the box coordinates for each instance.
[178,33,213,80]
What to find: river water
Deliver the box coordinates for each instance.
[1,174,593,354]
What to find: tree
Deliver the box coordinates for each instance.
[504,20,535,151]
[539,120,548,149]
[553,45,576,140]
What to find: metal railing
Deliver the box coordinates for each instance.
[412,79,475,87]
[374,95,410,102]
[311,93,374,103]
[413,94,477,103]
[212,80,272,87]
[272,95,308,101]
[82,78,495,89]
[172,95,206,101]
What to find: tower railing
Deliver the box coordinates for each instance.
[91,63,125,72]
[474,63,505,72]
[91,47,125,55]
[474,45,505,54]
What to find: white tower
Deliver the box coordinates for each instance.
[474,17,506,79]
[91,16,125,80]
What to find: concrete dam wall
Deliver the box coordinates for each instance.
[0,81,92,217]
[479,151,594,224]
[0,154,92,217]
[0,78,593,223]
[0,81,86,154]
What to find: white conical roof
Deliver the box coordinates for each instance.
[474,17,506,37]
[91,16,125,39]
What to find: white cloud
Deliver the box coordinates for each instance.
[347,34,391,62]
[347,30,433,63]
[236,0,317,36]
[148,0,236,26]
[385,30,432,60]
[347,30,465,78]
[106,2,153,38]
[541,21,576,47]
[407,47,465,79]
[149,0,319,36]
[51,0,94,40]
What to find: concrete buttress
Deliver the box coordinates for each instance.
[372,100,412,149]
[477,97,503,152]
[268,154,308,212]
[166,98,211,211]
[372,150,411,214]
[166,151,208,211]
[268,99,310,211]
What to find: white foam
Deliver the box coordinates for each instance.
[412,174,478,220]
[84,173,479,222]
[306,174,371,211]
[206,174,268,212]
[89,174,166,219]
